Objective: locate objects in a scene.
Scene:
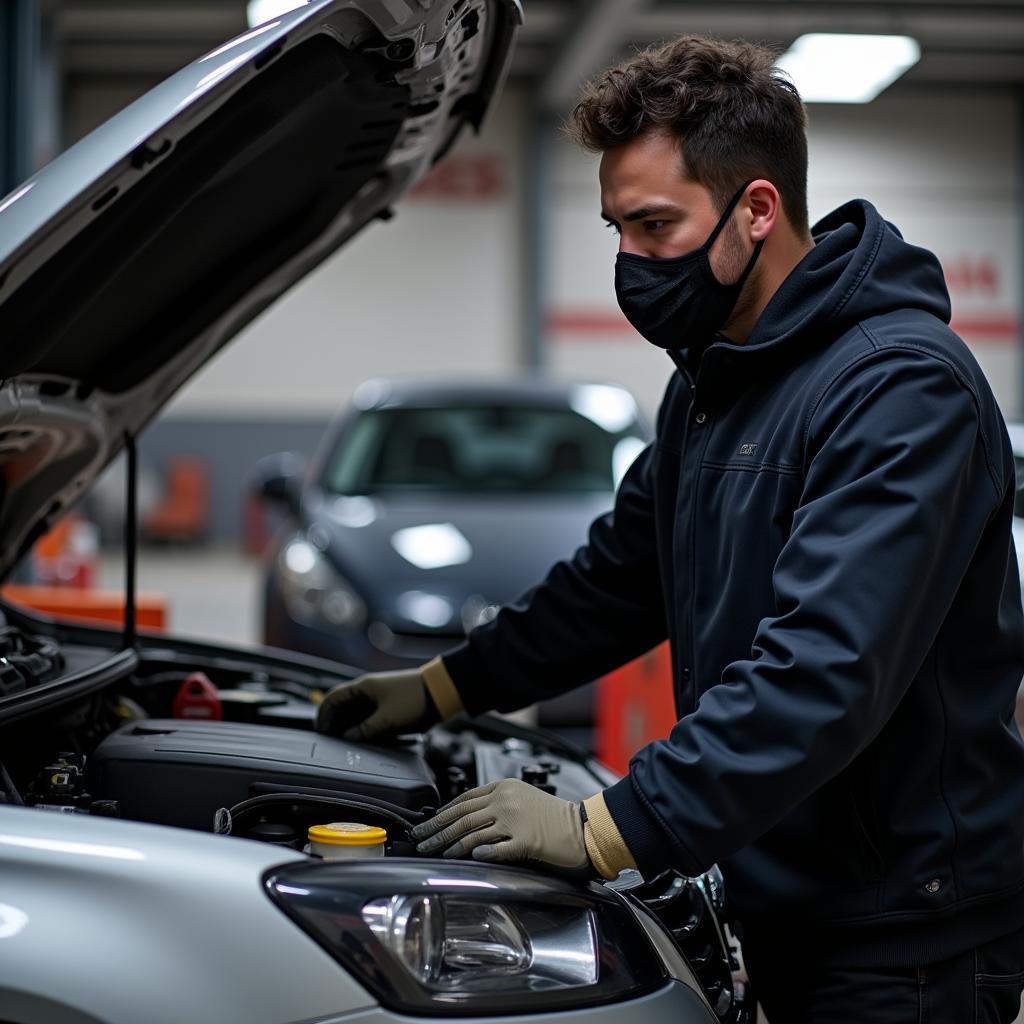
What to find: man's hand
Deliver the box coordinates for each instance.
[411,778,592,874]
[316,667,438,740]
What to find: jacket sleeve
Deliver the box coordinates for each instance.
[602,347,1006,877]
[441,435,669,716]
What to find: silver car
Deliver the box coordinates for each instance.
[0,3,737,1022]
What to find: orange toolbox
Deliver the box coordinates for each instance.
[0,584,167,631]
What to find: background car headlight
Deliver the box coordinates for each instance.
[278,536,366,629]
[266,860,667,1015]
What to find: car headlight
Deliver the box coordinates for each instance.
[278,536,366,629]
[265,860,667,1015]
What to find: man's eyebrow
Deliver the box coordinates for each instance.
[601,203,682,224]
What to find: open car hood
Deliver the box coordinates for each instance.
[0,0,521,579]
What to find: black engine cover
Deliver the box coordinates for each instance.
[89,719,438,829]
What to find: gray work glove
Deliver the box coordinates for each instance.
[316,667,439,741]
[411,778,593,874]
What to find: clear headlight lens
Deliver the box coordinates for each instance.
[363,895,447,986]
[361,895,595,995]
[265,860,666,1014]
[440,901,534,975]
[278,536,366,629]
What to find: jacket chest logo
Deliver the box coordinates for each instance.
[739,443,759,457]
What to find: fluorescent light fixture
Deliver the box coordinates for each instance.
[246,0,305,28]
[391,523,472,570]
[777,34,921,103]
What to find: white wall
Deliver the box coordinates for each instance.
[808,91,1021,417]
[546,88,1023,420]
[166,90,527,419]
[164,86,1022,424]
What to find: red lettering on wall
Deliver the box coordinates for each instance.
[409,156,505,201]
[545,308,1020,344]
[942,256,1001,296]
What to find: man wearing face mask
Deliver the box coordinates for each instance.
[316,35,1024,1021]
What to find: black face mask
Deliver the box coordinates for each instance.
[614,183,764,351]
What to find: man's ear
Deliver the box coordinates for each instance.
[745,180,780,242]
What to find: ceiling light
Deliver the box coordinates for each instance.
[777,34,921,104]
[246,0,306,29]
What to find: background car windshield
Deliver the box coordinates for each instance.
[322,406,642,495]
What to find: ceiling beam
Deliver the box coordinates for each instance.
[906,51,1024,82]
[63,41,210,73]
[627,6,1024,48]
[56,6,243,37]
[514,1,570,43]
[538,0,652,114]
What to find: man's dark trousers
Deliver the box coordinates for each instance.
[742,925,1024,1023]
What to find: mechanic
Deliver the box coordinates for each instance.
[317,35,1024,1022]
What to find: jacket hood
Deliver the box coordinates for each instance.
[0,0,521,580]
[745,198,951,352]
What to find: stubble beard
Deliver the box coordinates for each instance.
[719,216,761,342]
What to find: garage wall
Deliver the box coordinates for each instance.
[545,88,1023,421]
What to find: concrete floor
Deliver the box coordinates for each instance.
[98,544,263,647]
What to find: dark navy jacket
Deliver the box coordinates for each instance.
[443,200,1024,966]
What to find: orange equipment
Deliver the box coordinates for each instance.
[596,642,677,776]
[0,584,167,630]
[142,456,209,543]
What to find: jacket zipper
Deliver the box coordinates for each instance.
[669,351,705,714]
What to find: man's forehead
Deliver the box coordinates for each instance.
[599,134,681,183]
[600,158,707,219]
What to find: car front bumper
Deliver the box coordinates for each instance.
[304,981,717,1024]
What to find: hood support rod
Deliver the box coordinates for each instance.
[123,432,137,650]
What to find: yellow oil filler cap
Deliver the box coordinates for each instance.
[307,822,387,859]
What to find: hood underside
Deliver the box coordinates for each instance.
[0,0,521,579]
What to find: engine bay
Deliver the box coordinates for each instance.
[0,609,748,1021]
[0,610,611,857]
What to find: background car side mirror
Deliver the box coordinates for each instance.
[254,452,305,516]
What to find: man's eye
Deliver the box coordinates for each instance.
[644,220,668,232]
[604,221,620,234]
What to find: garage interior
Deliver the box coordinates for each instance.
[3,0,1016,634]
[1,2,1024,1020]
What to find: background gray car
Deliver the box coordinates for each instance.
[260,376,648,671]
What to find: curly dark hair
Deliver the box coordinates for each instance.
[567,36,810,235]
